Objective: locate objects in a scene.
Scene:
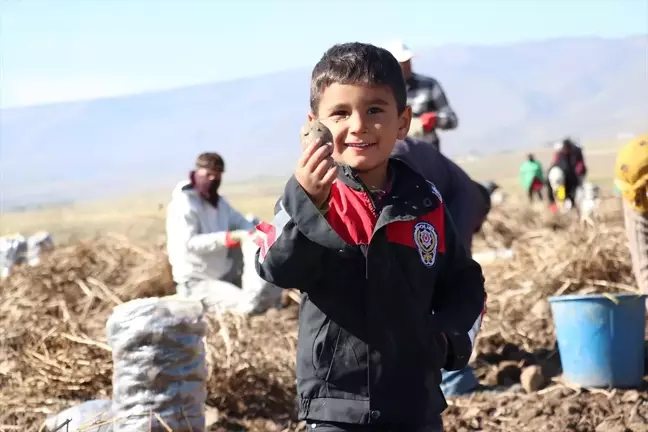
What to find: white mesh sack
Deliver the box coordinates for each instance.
[44,399,113,432]
[106,296,208,432]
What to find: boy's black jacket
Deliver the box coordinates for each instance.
[255,158,486,427]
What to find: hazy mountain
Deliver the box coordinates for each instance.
[1,34,646,207]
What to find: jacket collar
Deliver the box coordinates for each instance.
[178,181,221,209]
[335,158,441,219]
[336,158,428,194]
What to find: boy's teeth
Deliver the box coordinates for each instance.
[349,143,371,147]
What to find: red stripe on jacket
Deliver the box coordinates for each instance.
[386,206,446,253]
[326,181,446,252]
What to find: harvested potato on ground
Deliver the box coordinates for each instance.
[300,120,333,150]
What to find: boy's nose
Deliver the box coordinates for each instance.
[348,113,368,134]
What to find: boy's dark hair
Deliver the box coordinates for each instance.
[310,42,407,115]
[195,152,225,172]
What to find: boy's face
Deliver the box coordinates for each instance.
[310,83,411,174]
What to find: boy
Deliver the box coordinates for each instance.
[255,43,486,432]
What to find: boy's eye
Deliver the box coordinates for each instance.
[330,110,349,119]
[368,107,384,114]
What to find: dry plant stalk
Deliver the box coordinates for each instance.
[0,198,644,432]
[0,236,175,431]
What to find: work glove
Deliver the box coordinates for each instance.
[420,112,437,132]
[225,229,254,248]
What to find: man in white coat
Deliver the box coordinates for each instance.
[165,152,281,315]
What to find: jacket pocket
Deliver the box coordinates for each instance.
[430,331,449,371]
[325,331,367,390]
[312,319,341,380]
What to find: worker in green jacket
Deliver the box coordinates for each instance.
[520,153,544,202]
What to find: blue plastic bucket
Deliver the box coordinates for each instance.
[548,293,646,388]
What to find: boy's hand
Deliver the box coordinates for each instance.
[295,139,338,209]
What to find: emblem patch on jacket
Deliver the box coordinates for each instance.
[413,221,438,267]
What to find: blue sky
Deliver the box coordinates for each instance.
[1,0,646,108]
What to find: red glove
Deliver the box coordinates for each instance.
[420,112,437,132]
[224,232,238,248]
[224,229,256,248]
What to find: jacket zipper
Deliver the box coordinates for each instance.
[349,171,378,410]
[351,174,378,280]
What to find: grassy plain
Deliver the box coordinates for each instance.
[0,141,625,244]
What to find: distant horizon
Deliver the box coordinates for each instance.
[2,0,646,108]
[0,34,644,209]
[1,33,645,111]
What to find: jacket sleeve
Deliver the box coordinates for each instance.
[575,147,587,177]
[429,206,486,371]
[220,198,255,231]
[623,200,648,295]
[392,140,476,249]
[551,151,560,165]
[165,194,234,254]
[254,175,331,290]
[426,79,459,130]
[439,158,486,251]
[536,162,545,182]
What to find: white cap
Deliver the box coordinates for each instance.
[383,40,414,63]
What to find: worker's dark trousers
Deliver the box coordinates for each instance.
[306,419,443,431]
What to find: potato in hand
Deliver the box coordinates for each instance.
[300,120,333,150]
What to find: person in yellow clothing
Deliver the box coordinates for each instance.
[614,133,648,304]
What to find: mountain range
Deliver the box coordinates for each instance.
[1,34,646,208]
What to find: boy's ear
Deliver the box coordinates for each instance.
[396,106,413,140]
[307,112,316,122]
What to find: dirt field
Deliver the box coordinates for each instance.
[1,143,645,432]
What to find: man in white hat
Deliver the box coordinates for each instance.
[384,40,459,153]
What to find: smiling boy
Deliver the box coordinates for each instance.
[255,43,486,432]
